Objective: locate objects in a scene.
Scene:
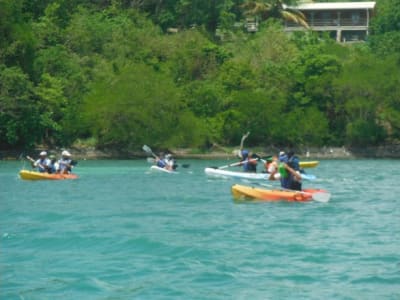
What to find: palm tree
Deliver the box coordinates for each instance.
[241,0,309,29]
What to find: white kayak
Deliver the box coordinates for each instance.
[204,167,316,181]
[150,165,176,174]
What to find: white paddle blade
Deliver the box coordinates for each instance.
[312,192,331,203]
[142,145,151,153]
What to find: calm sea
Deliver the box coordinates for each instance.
[1,159,399,299]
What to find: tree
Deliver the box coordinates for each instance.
[0,65,40,148]
[241,0,308,28]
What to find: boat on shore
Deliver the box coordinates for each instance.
[19,170,78,180]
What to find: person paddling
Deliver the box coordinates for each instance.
[58,150,74,174]
[156,152,173,171]
[265,155,279,180]
[26,151,51,173]
[278,151,302,191]
[237,132,258,173]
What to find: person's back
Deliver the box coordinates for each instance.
[287,151,302,191]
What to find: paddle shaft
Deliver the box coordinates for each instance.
[211,158,258,169]
[26,155,46,170]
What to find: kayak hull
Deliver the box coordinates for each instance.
[204,167,315,181]
[20,170,78,180]
[150,165,176,173]
[205,167,269,180]
[231,184,325,202]
[299,161,319,168]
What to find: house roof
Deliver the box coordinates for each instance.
[285,2,376,11]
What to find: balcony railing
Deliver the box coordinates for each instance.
[286,17,369,28]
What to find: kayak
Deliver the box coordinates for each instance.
[205,167,270,180]
[231,184,329,202]
[300,161,319,168]
[19,170,78,180]
[150,165,176,174]
[204,167,316,181]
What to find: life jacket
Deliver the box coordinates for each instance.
[35,158,50,173]
[156,159,167,168]
[278,162,288,178]
[58,158,72,173]
[288,156,300,171]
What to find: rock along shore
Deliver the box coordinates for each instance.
[2,145,400,160]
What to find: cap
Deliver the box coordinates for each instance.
[62,150,71,156]
[40,151,47,156]
[279,151,285,156]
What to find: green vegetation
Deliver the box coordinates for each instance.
[1,0,399,152]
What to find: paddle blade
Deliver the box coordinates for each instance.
[301,173,316,181]
[312,192,331,203]
[142,145,152,153]
[147,157,155,163]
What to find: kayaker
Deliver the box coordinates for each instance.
[27,151,51,173]
[48,155,59,174]
[165,154,177,170]
[265,155,279,180]
[237,132,258,173]
[278,151,302,190]
[156,153,173,171]
[58,150,73,174]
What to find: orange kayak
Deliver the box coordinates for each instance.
[19,170,78,180]
[231,184,329,202]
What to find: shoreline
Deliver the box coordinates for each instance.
[1,145,400,160]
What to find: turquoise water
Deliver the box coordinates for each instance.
[1,159,399,299]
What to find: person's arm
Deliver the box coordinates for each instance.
[285,164,302,181]
[26,156,36,168]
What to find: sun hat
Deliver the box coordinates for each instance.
[39,151,47,156]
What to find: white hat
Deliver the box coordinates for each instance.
[279,151,285,156]
[40,151,47,156]
[62,150,71,156]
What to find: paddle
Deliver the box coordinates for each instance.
[147,157,156,163]
[26,155,47,171]
[209,158,258,169]
[143,145,189,169]
[142,145,158,159]
[257,182,331,203]
[146,157,190,168]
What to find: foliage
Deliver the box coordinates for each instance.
[1,1,400,152]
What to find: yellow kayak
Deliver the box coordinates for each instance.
[299,161,319,168]
[19,170,78,180]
